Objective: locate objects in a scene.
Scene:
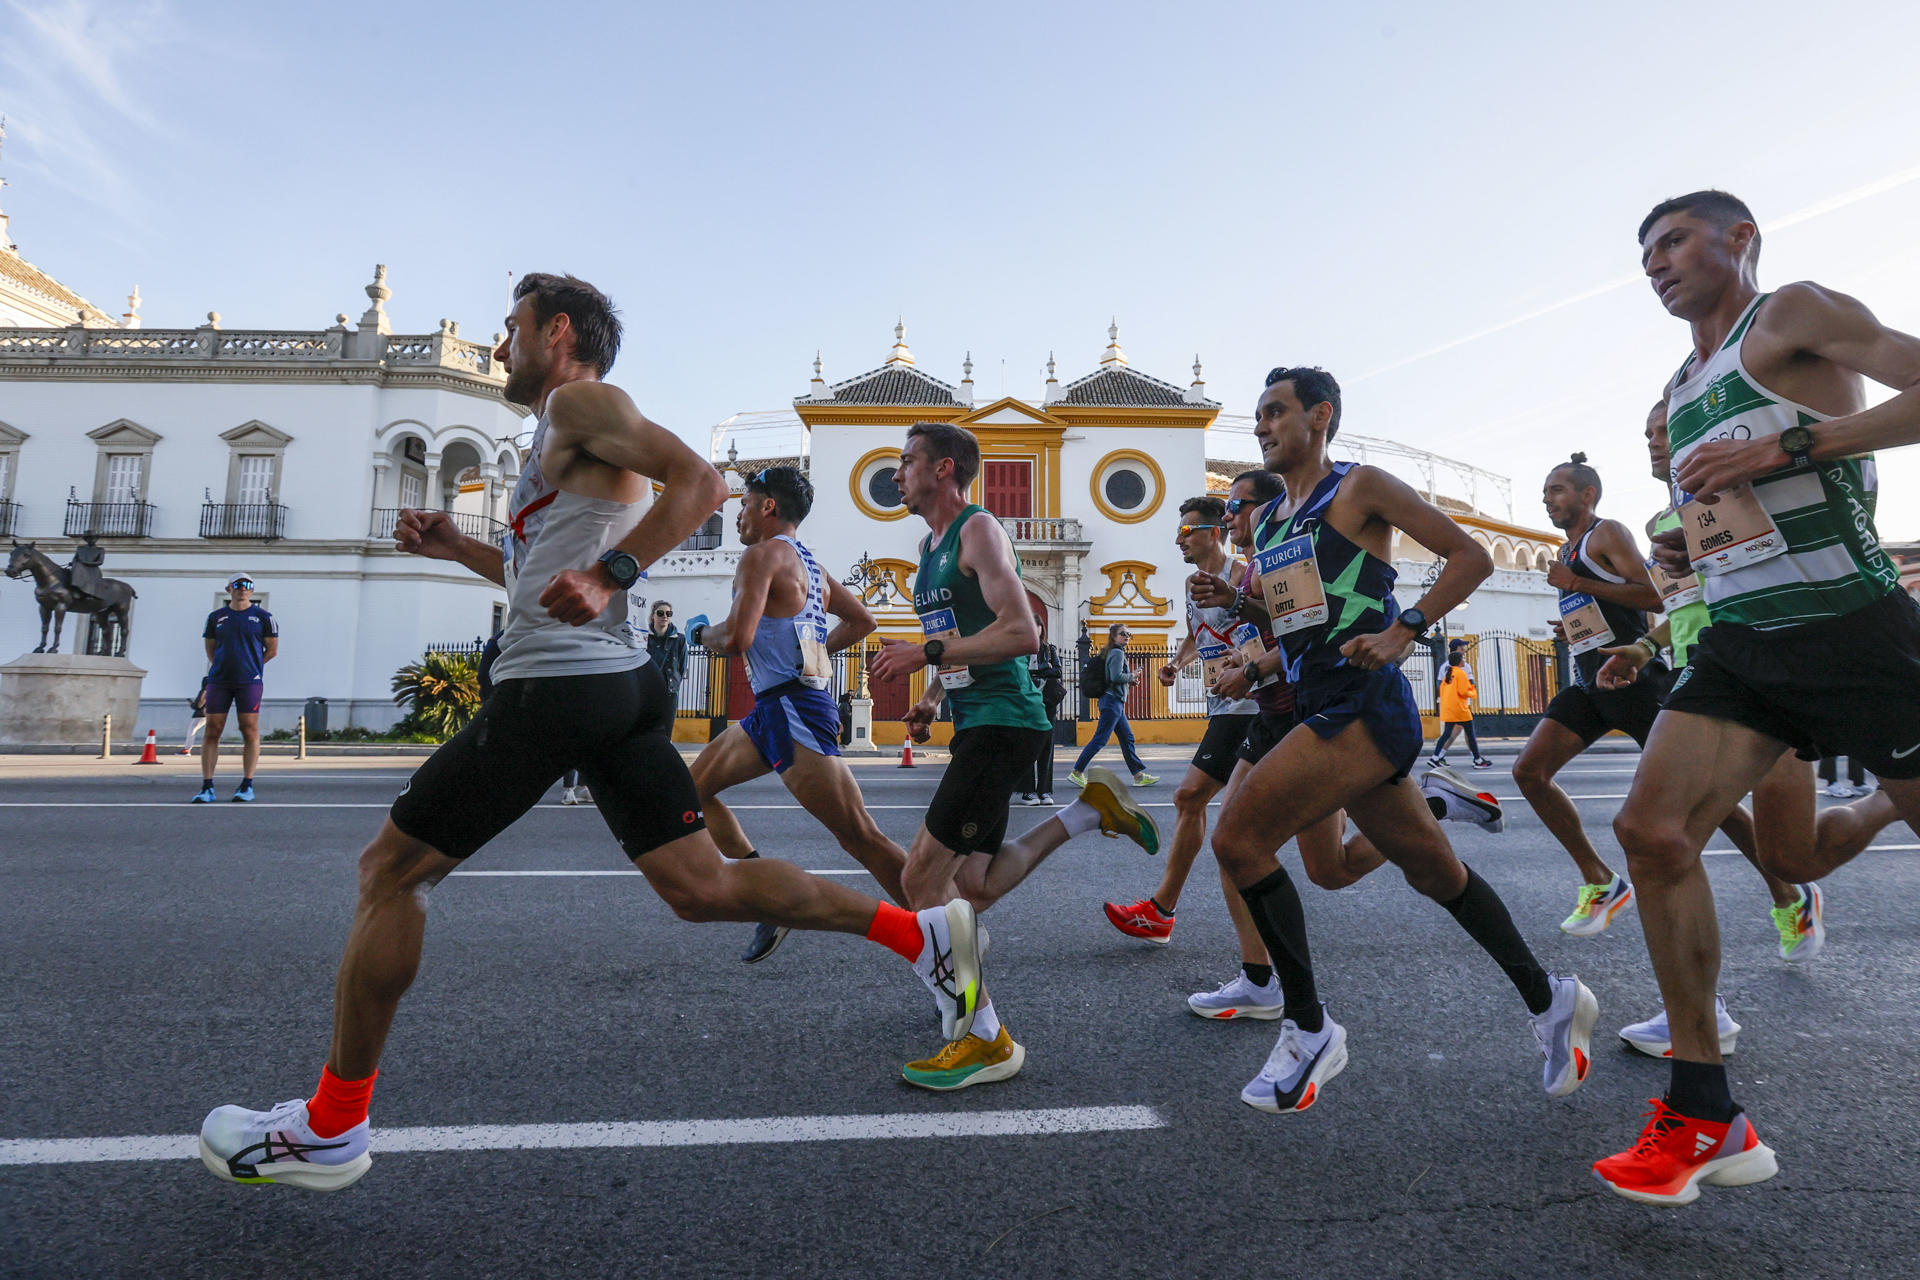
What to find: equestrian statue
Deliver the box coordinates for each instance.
[5,535,137,654]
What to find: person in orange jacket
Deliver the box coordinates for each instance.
[1430,649,1492,768]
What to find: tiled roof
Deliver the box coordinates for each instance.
[799,364,962,407]
[0,251,116,325]
[1056,365,1218,408]
[728,455,806,476]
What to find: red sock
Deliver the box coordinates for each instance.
[307,1065,378,1139]
[867,903,924,962]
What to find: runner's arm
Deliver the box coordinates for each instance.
[1578,520,1664,613]
[704,541,776,655]
[937,515,1039,666]
[394,509,506,586]
[822,575,876,653]
[1353,465,1491,630]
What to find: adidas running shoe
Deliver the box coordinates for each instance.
[911,900,982,1043]
[902,1025,1025,1091]
[1561,874,1633,937]
[1080,766,1162,855]
[1418,765,1504,833]
[199,1097,371,1192]
[1241,1008,1346,1114]
[1592,1099,1777,1206]
[1102,896,1175,944]
[1772,882,1824,963]
[1618,996,1740,1059]
[1531,974,1598,1098]
[1188,971,1284,1020]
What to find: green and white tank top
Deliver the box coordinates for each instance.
[1666,292,1896,629]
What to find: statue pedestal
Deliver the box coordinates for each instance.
[845,696,880,755]
[0,653,147,746]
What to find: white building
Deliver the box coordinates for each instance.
[1,223,525,734]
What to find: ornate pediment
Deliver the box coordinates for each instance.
[86,418,162,447]
[219,419,294,449]
[1087,559,1170,616]
[0,419,28,447]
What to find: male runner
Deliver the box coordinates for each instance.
[1593,190,1920,1204]
[686,464,909,963]
[869,421,1161,1089]
[1198,367,1594,1115]
[198,275,986,1191]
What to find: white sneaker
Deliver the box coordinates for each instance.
[1561,874,1634,937]
[575,784,591,804]
[1240,1008,1346,1114]
[911,900,982,1043]
[1038,794,1055,805]
[1188,972,1285,1020]
[1530,974,1598,1097]
[1419,764,1504,833]
[1016,792,1036,806]
[559,787,580,806]
[1823,784,1859,799]
[1619,995,1741,1059]
[199,1097,371,1191]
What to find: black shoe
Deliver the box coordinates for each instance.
[742,922,790,964]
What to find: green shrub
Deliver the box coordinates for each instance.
[391,650,482,739]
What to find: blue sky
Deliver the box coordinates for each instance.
[5,0,1918,537]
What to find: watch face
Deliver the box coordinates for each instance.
[1780,426,1813,454]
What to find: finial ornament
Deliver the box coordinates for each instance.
[813,350,822,376]
[963,351,973,378]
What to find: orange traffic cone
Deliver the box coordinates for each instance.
[134,728,160,764]
[898,738,916,768]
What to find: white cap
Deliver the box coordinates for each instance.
[227,573,256,590]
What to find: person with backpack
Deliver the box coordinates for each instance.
[1067,623,1156,789]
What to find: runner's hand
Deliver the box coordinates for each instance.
[1595,642,1650,691]
[1189,570,1235,609]
[394,508,463,560]
[1213,666,1253,700]
[1157,662,1179,687]
[903,698,936,743]
[870,636,928,682]
[1648,527,1691,576]
[1340,627,1414,672]
[1544,560,1577,591]
[1674,436,1774,498]
[1548,619,1567,643]
[539,568,615,626]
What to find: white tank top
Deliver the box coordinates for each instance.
[489,414,652,683]
[1188,558,1259,717]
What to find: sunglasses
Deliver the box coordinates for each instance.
[1225,498,1258,514]
[1177,524,1223,537]
[655,609,673,617]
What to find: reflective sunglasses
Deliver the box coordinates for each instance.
[1225,498,1259,514]
[1177,523,1223,537]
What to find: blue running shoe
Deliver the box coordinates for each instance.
[231,782,256,803]
[191,783,217,804]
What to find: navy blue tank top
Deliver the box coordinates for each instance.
[1252,462,1401,687]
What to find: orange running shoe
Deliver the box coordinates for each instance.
[1592,1098,1778,1205]
[1103,897,1174,944]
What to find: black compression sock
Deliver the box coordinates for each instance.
[242,777,253,787]
[1666,1059,1736,1123]
[1242,963,1273,988]
[1438,866,1554,1015]
[1238,867,1322,1031]
[740,850,759,859]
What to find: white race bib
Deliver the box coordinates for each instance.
[1557,591,1614,656]
[1647,557,1703,611]
[1228,623,1276,688]
[1254,534,1329,637]
[796,619,832,689]
[1676,484,1787,577]
[919,608,972,690]
[1197,631,1234,691]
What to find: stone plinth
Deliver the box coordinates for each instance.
[0,654,147,745]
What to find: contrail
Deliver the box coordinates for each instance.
[1353,161,1920,383]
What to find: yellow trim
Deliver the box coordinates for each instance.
[848,447,910,522]
[1089,449,1166,524]
[1088,559,1171,616]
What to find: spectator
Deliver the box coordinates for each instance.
[1068,623,1156,789]
[1019,610,1066,805]
[1819,753,1870,799]
[1448,636,1475,682]
[192,574,278,804]
[645,599,688,707]
[178,680,208,756]
[1430,650,1492,769]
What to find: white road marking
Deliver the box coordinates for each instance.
[0,1105,1166,1167]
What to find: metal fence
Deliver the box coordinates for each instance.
[200,501,288,540]
[65,499,155,538]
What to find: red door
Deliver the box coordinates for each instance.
[981,460,1032,519]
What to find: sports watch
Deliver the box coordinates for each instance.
[1399,607,1431,638]
[1778,424,1815,470]
[597,549,642,590]
[923,638,947,666]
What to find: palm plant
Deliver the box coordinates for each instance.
[390,650,482,739]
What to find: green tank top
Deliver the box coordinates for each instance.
[913,505,1050,732]
[1650,508,1709,667]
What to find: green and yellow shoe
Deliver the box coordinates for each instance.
[902,1025,1026,1091]
[1081,765,1162,855]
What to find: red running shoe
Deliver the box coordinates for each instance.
[1592,1098,1777,1205]
[1102,897,1174,945]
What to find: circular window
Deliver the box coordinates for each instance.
[850,448,910,521]
[867,466,902,508]
[1103,469,1146,510]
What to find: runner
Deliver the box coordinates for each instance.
[868,420,1162,1089]
[685,463,910,964]
[1594,190,1920,1204]
[199,274,987,1191]
[1198,366,1595,1115]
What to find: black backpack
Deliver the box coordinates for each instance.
[1082,649,1110,699]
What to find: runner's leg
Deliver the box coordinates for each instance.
[780,746,910,904]
[1154,765,1223,911]
[688,725,775,859]
[1513,716,1612,885]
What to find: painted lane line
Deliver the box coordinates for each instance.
[0,1105,1166,1167]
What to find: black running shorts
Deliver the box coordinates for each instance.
[390,664,704,860]
[1236,709,1301,767]
[1544,663,1674,748]
[1663,589,1920,780]
[925,725,1052,855]
[1192,713,1256,784]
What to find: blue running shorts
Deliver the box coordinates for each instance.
[740,680,843,773]
[1297,664,1424,781]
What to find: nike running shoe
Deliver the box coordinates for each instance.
[1472,757,1493,769]
[911,900,982,1043]
[1561,874,1633,937]
[1772,882,1824,963]
[1531,974,1598,1097]
[902,1025,1025,1091]
[1102,896,1174,944]
[1067,770,1087,789]
[231,782,255,803]
[1131,771,1158,787]
[1188,971,1284,1020]
[741,922,789,964]
[191,782,217,804]
[1241,1008,1346,1114]
[1080,766,1162,856]
[1419,764,1504,833]
[1592,1099,1777,1206]
[199,1097,371,1192]
[1618,996,1740,1059]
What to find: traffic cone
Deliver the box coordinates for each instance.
[898,738,916,768]
[134,728,160,765]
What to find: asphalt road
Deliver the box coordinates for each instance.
[2,747,1916,1279]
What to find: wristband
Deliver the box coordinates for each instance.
[1634,635,1660,661]
[1230,587,1247,618]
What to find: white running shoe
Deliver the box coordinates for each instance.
[199,1097,371,1191]
[911,900,983,1043]
[1618,996,1741,1059]
[575,784,592,804]
[1561,874,1634,937]
[1419,764,1504,833]
[1531,974,1599,1098]
[1188,972,1285,1020]
[1241,1008,1346,1114]
[559,787,580,806]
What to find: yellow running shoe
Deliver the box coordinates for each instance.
[1080,766,1162,855]
[902,1025,1026,1091]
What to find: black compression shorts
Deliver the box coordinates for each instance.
[925,725,1052,855]
[1236,709,1301,767]
[390,664,704,860]
[1544,663,1674,748]
[1192,713,1255,784]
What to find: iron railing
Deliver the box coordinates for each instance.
[369,508,507,542]
[0,499,18,537]
[200,502,288,541]
[64,499,155,538]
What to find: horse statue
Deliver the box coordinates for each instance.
[5,541,138,654]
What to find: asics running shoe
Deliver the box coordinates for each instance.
[911,900,982,1043]
[1772,882,1824,963]
[1241,1009,1346,1114]
[741,922,789,964]
[199,1097,371,1192]
[902,1025,1025,1091]
[1080,766,1162,855]
[1592,1099,1777,1206]
[1188,971,1285,1020]
[1419,765,1504,832]
[1102,896,1174,944]
[1531,974,1598,1097]
[1561,874,1633,937]
[1618,996,1740,1059]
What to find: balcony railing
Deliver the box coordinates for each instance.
[201,502,288,541]
[1000,516,1085,545]
[65,499,156,538]
[370,508,507,542]
[0,499,18,537]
